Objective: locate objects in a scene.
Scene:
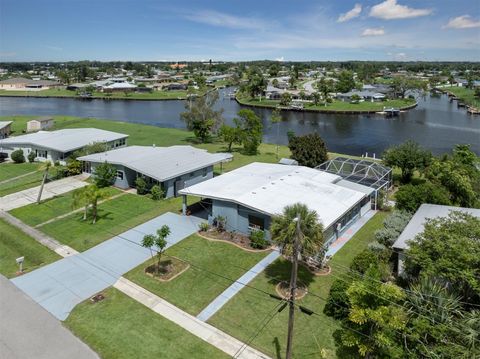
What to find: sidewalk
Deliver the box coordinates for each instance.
[197,250,281,322]
[0,175,89,211]
[114,277,270,359]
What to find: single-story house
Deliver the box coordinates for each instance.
[0,128,128,164]
[78,145,233,197]
[0,77,61,90]
[102,82,137,92]
[337,90,386,102]
[164,83,188,91]
[66,83,89,91]
[0,121,12,139]
[27,117,54,132]
[392,204,480,274]
[179,162,374,245]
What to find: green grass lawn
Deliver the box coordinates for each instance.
[125,234,270,315]
[0,162,41,182]
[443,86,480,109]
[65,287,228,359]
[39,194,185,251]
[9,187,121,227]
[208,211,389,359]
[0,218,60,278]
[0,170,45,197]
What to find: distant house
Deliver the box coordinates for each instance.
[392,204,480,274]
[0,121,12,139]
[78,145,232,197]
[66,83,89,91]
[164,83,188,91]
[179,162,374,244]
[337,90,386,102]
[0,128,128,164]
[102,82,137,92]
[27,117,55,132]
[0,77,61,90]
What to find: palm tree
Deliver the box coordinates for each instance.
[71,185,108,223]
[36,160,52,204]
[270,203,325,267]
[72,186,89,220]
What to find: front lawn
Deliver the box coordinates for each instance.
[40,194,185,251]
[65,287,228,359]
[0,170,45,197]
[0,218,60,278]
[125,234,270,315]
[9,187,121,227]
[0,162,41,182]
[208,211,389,359]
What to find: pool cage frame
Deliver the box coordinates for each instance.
[316,157,393,210]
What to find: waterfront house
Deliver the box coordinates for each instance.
[337,90,386,102]
[78,145,232,197]
[0,121,12,139]
[27,117,54,132]
[0,128,128,164]
[0,77,61,90]
[164,83,188,91]
[392,204,480,275]
[179,162,374,244]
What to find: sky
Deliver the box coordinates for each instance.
[0,0,479,62]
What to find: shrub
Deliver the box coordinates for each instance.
[51,166,68,180]
[135,177,147,195]
[395,182,451,212]
[93,162,117,188]
[66,159,82,176]
[214,215,227,232]
[11,149,25,163]
[288,133,328,168]
[250,229,268,249]
[323,278,351,319]
[150,185,164,200]
[27,151,36,163]
[374,210,412,246]
[199,222,209,232]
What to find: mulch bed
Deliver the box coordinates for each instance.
[275,281,308,300]
[90,293,106,303]
[198,229,270,252]
[144,257,189,282]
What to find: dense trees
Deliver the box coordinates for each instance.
[395,182,451,212]
[335,70,355,93]
[180,91,223,142]
[288,133,328,168]
[391,76,427,98]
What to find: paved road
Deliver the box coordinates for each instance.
[0,275,99,359]
[0,175,89,211]
[11,212,204,320]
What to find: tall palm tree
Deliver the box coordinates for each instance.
[270,203,325,266]
[72,186,89,220]
[36,160,52,204]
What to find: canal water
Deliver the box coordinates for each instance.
[0,89,478,156]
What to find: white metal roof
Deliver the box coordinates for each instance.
[393,204,480,250]
[78,145,233,182]
[0,121,12,130]
[0,128,128,153]
[180,162,367,230]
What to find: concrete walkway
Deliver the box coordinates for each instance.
[11,212,203,320]
[197,250,281,322]
[114,277,270,359]
[0,175,89,211]
[0,210,78,257]
[326,210,378,257]
[0,275,99,359]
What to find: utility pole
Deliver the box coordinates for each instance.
[286,214,301,359]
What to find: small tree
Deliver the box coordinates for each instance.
[11,149,25,163]
[93,162,117,188]
[150,184,163,200]
[66,158,82,176]
[27,151,36,163]
[135,176,147,195]
[280,92,292,106]
[382,140,432,183]
[288,133,328,168]
[270,108,282,159]
[218,124,241,152]
[143,225,171,275]
[141,234,156,268]
[234,109,263,155]
[350,93,361,103]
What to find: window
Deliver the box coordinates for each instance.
[248,215,264,230]
[116,170,124,180]
[202,168,208,177]
[35,149,47,158]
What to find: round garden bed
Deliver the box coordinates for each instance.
[144,257,189,282]
[275,281,308,300]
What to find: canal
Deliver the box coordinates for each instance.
[0,89,478,156]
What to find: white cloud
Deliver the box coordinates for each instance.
[370,0,432,20]
[337,4,362,23]
[275,56,284,62]
[184,10,271,30]
[388,52,407,60]
[444,15,480,29]
[361,27,385,37]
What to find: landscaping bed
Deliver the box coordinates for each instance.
[144,257,189,282]
[198,229,271,252]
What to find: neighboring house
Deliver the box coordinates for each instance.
[0,77,61,90]
[66,83,89,91]
[337,90,386,102]
[0,128,128,164]
[179,162,374,245]
[392,204,480,275]
[78,145,232,197]
[164,83,188,91]
[0,121,12,139]
[27,117,55,132]
[102,82,137,92]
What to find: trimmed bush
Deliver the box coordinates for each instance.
[27,151,36,163]
[250,229,268,249]
[135,177,147,195]
[11,149,25,163]
[150,185,164,200]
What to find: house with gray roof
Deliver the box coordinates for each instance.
[78,145,233,197]
[0,128,128,164]
[0,121,12,139]
[393,204,480,274]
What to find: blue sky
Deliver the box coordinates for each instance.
[1,0,479,62]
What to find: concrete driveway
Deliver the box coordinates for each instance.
[11,212,203,320]
[0,275,99,359]
[0,175,89,211]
